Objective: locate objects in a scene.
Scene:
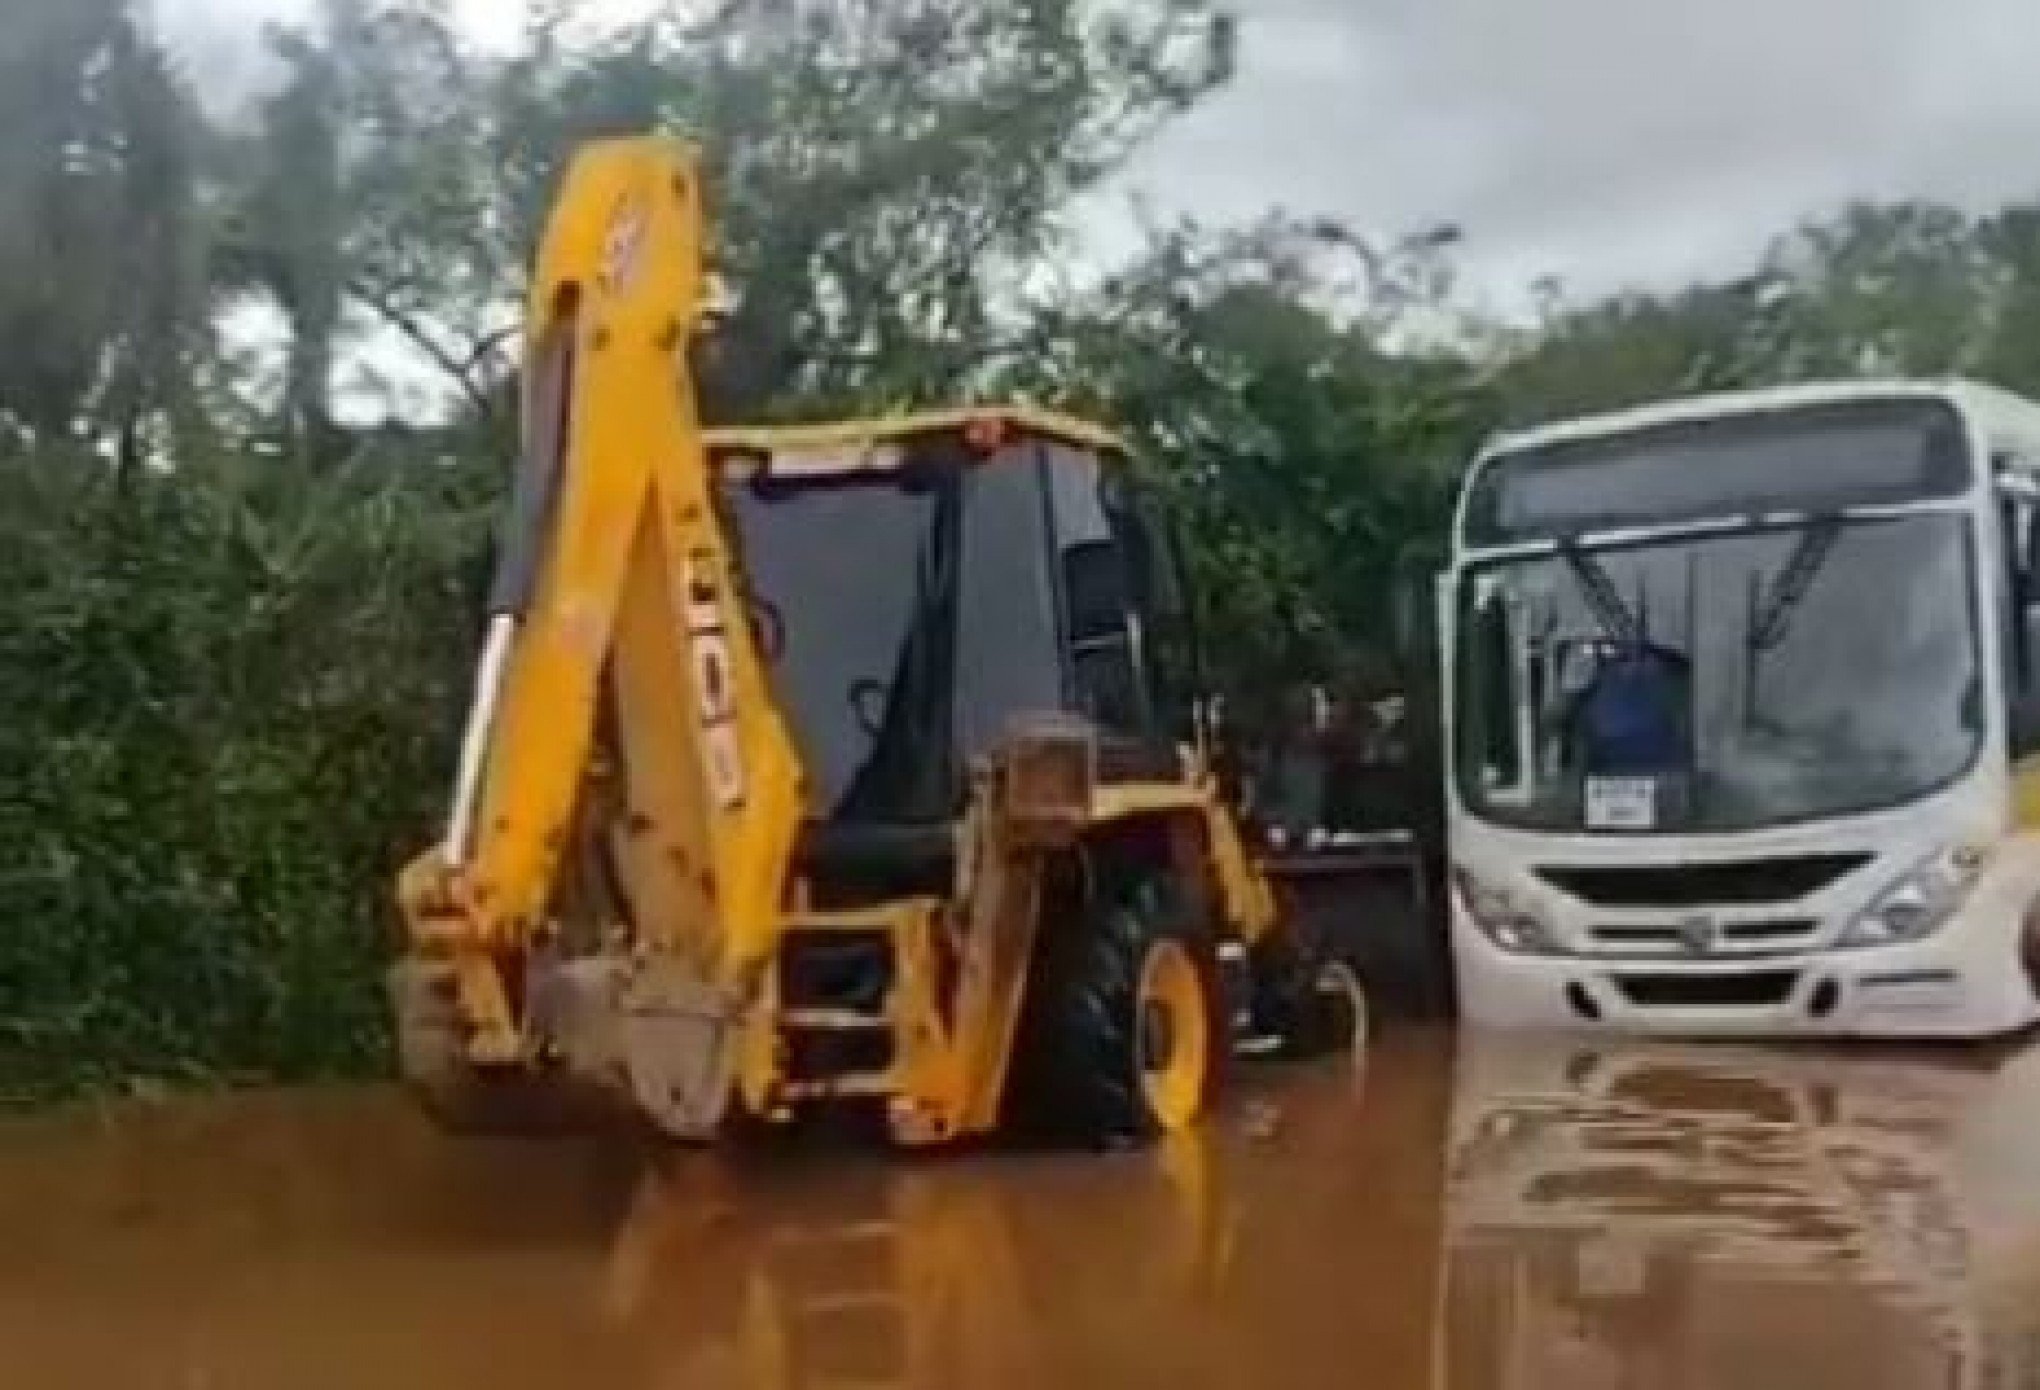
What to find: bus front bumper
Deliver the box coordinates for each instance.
[1452,917,2040,1039]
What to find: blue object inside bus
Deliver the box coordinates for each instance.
[1574,644,1690,776]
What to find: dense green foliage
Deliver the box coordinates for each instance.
[9,0,2040,1096]
[0,434,494,1099]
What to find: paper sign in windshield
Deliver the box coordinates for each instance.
[1585,776,1656,831]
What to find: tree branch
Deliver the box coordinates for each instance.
[344,277,507,421]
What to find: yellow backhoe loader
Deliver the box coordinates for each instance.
[389,135,1363,1148]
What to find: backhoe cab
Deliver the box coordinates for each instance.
[390,136,1361,1148]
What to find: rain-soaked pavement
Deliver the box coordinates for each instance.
[4,1030,2040,1389]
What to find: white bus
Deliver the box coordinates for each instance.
[1444,378,2040,1037]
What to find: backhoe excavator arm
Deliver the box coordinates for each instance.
[396,138,805,1131]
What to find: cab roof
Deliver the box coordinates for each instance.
[705,404,1127,463]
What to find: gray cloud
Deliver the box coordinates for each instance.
[1111,0,2040,305]
[152,0,314,112]
[155,0,2040,308]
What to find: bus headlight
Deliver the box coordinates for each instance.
[1840,844,1987,949]
[1454,868,1556,955]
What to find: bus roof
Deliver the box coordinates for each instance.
[706,404,1127,461]
[1478,377,2037,464]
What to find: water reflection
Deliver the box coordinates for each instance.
[594,1045,1406,1389]
[0,1033,2036,1388]
[1441,1035,2040,1389]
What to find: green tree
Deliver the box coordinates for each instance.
[0,0,208,452]
[0,434,496,1099]
[1501,200,2012,429]
[1765,200,1999,378]
[1495,275,1787,426]
[214,0,493,449]
[1978,205,2040,397]
[301,0,1238,421]
[1019,218,1492,703]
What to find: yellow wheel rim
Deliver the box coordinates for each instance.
[1137,939,1209,1130]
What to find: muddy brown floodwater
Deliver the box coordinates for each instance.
[4,1030,2040,1389]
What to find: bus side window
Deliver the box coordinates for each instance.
[1997,461,2040,754]
[1468,588,1524,791]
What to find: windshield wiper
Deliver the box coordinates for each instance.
[1558,539,1644,647]
[1748,515,1843,652]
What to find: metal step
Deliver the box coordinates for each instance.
[781,1074,896,1101]
[767,1219,897,1252]
[792,1291,901,1318]
[780,1007,892,1031]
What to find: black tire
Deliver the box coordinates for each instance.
[1006,870,1224,1147]
[1252,927,1369,1061]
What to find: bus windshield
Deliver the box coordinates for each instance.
[1455,511,1983,833]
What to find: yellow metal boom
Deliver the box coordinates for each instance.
[397,137,804,1135]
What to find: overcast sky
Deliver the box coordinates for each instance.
[1113,0,2040,311]
[156,0,2040,311]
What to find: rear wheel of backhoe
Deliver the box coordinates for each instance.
[1252,928,1369,1062]
[1009,873,1224,1146]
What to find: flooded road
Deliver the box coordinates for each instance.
[3,1031,2039,1389]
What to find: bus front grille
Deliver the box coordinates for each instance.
[1537,854,1871,908]
[1588,918,1821,954]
